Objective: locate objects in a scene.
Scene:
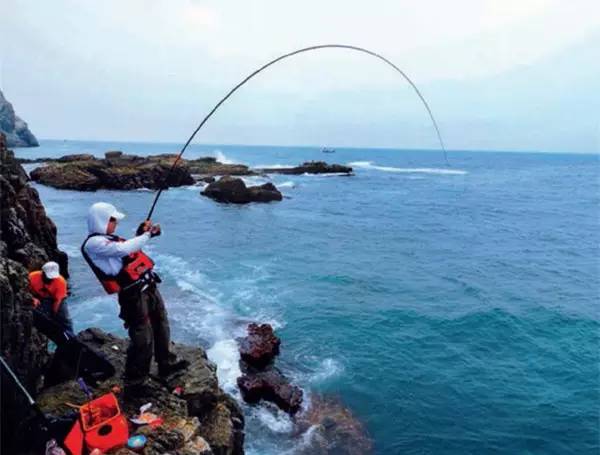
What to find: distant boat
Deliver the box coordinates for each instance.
[322,148,335,154]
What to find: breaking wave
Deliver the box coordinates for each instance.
[348,161,467,175]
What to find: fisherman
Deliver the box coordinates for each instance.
[82,202,188,396]
[29,261,73,334]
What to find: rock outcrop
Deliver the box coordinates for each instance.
[0,90,39,147]
[38,328,245,455]
[201,176,282,204]
[236,324,303,415]
[29,151,195,191]
[295,395,373,455]
[259,161,353,175]
[239,323,280,369]
[187,157,256,178]
[0,132,67,453]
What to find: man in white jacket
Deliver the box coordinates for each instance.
[82,202,187,396]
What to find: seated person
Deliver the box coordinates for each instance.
[29,261,73,334]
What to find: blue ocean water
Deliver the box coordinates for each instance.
[17,140,599,454]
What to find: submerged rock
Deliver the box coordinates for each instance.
[237,369,303,415]
[258,161,353,175]
[29,150,195,191]
[201,176,282,204]
[0,89,39,147]
[239,323,281,369]
[295,395,373,455]
[37,328,244,455]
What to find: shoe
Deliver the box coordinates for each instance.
[158,359,190,377]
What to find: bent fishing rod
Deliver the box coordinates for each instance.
[146,44,448,220]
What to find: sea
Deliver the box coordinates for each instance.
[16,140,599,454]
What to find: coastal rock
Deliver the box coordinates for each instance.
[295,395,373,455]
[0,133,68,276]
[29,152,195,191]
[239,323,281,369]
[259,161,353,175]
[0,90,39,147]
[0,133,67,453]
[187,157,256,177]
[201,176,282,204]
[237,369,303,415]
[37,328,245,455]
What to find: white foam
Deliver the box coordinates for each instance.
[206,338,242,394]
[277,181,296,188]
[309,358,343,384]
[348,161,467,175]
[252,407,294,433]
[214,150,236,164]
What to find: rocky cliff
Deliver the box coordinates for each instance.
[0,132,67,452]
[0,90,39,147]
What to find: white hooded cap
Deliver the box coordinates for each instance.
[42,261,60,279]
[87,202,125,234]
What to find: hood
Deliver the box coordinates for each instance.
[87,202,125,234]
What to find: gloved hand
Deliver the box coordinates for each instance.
[137,220,152,236]
[150,224,161,237]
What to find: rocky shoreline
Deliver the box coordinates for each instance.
[21,151,353,196]
[3,133,372,453]
[0,134,244,454]
[0,90,39,148]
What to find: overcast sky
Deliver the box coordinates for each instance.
[2,0,599,152]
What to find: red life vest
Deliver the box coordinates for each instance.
[81,234,155,294]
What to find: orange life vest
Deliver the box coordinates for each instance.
[81,234,155,294]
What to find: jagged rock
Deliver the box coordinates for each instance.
[0,90,38,147]
[29,152,195,191]
[37,328,244,455]
[201,176,282,204]
[57,153,96,162]
[237,369,303,415]
[0,133,67,453]
[258,161,353,175]
[239,323,280,369]
[187,157,256,177]
[0,137,68,276]
[294,395,373,455]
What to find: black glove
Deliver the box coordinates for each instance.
[137,221,150,236]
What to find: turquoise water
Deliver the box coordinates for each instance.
[17,140,599,454]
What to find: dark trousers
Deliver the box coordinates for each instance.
[39,299,74,334]
[118,285,172,384]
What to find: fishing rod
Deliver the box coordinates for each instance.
[146,44,448,220]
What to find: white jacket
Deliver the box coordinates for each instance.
[83,202,151,276]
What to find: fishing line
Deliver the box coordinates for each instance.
[147,44,448,219]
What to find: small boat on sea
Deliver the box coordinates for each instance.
[322,148,335,154]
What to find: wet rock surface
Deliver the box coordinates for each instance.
[259,161,353,175]
[295,395,373,455]
[239,323,280,369]
[237,323,303,415]
[29,150,195,191]
[201,176,282,204]
[37,328,244,455]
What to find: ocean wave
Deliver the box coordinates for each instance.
[214,150,238,164]
[278,181,296,188]
[206,338,242,395]
[348,161,467,175]
[250,406,294,434]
